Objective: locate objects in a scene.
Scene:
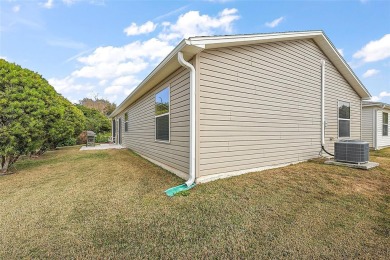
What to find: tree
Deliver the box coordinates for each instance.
[0,59,86,173]
[79,95,116,116]
[0,60,51,172]
[75,104,111,134]
[36,95,85,154]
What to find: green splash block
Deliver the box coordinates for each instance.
[165,183,196,197]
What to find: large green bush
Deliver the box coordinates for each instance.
[96,132,111,143]
[0,59,86,173]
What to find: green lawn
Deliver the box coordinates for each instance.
[0,146,389,259]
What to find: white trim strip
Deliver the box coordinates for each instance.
[196,160,307,184]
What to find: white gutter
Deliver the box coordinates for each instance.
[177,52,196,186]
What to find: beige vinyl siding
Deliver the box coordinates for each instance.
[362,107,374,147]
[117,66,190,175]
[198,39,361,177]
[378,108,390,149]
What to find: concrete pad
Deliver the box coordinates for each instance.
[80,144,124,151]
[324,160,379,170]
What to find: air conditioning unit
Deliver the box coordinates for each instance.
[334,140,369,164]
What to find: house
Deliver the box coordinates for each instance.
[109,31,371,185]
[362,101,390,150]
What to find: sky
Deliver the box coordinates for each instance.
[1,0,389,105]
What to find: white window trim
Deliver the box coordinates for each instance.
[124,112,129,132]
[383,112,388,136]
[338,100,351,139]
[155,86,171,143]
[116,118,120,144]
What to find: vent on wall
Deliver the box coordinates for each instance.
[334,140,369,164]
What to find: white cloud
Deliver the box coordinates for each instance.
[371,91,390,102]
[98,80,107,86]
[78,38,173,65]
[337,48,344,56]
[124,21,157,36]
[42,0,54,9]
[52,8,241,104]
[71,38,173,80]
[379,91,390,98]
[72,59,148,79]
[104,85,135,97]
[104,85,124,95]
[159,8,239,40]
[353,34,390,63]
[124,87,136,95]
[12,5,20,13]
[265,16,284,28]
[363,69,380,78]
[0,56,7,61]
[48,76,94,94]
[111,75,140,86]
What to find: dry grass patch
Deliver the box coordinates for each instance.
[0,146,389,259]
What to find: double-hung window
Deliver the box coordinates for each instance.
[124,112,129,132]
[155,87,170,142]
[338,101,350,138]
[383,112,388,136]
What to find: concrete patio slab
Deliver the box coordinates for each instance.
[325,160,379,170]
[80,144,124,151]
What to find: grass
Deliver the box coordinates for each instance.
[0,146,389,259]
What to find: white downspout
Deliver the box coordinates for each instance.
[373,109,378,150]
[321,60,326,147]
[320,60,333,156]
[178,52,196,186]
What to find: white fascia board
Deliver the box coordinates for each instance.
[187,31,323,48]
[314,34,371,99]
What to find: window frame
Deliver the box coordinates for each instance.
[124,112,129,132]
[154,86,171,143]
[383,112,389,136]
[338,100,351,139]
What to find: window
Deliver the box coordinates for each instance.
[338,101,350,138]
[155,87,170,142]
[125,112,129,132]
[383,112,388,136]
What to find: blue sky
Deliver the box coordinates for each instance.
[1,0,389,104]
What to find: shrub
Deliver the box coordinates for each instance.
[0,59,85,173]
[57,137,77,147]
[96,132,111,143]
